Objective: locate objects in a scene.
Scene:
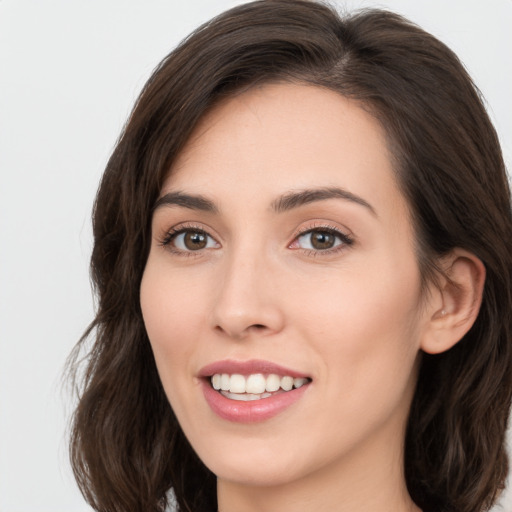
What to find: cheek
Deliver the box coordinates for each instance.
[140,259,203,390]
[289,254,423,397]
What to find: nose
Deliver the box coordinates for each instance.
[210,248,285,340]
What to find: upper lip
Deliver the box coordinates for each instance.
[198,359,311,379]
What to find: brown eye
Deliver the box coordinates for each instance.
[169,229,219,252]
[183,231,207,250]
[310,231,336,250]
[294,228,351,252]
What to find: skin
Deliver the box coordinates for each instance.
[140,83,437,512]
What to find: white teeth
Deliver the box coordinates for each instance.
[281,376,293,391]
[266,374,281,392]
[222,391,272,401]
[293,377,307,388]
[210,372,310,395]
[229,374,246,393]
[220,374,230,391]
[246,374,266,394]
[212,374,221,390]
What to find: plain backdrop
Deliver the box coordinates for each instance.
[0,1,511,511]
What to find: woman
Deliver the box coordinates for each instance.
[68,1,512,511]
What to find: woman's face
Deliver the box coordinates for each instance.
[140,83,431,489]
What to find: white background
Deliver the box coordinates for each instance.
[0,1,511,511]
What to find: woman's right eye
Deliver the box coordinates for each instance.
[163,228,219,253]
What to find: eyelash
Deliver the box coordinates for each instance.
[290,224,354,256]
[158,223,215,257]
[158,223,354,257]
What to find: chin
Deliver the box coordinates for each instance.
[210,457,305,488]
[193,434,309,487]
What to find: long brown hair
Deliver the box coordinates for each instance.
[68,2,512,511]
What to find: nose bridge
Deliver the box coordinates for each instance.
[211,238,283,338]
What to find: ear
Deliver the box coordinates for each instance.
[420,249,486,355]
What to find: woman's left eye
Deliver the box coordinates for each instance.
[293,228,352,252]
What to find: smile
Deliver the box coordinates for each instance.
[199,360,312,422]
[211,373,309,401]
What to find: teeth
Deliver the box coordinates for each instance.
[210,373,309,395]
[220,374,230,391]
[266,374,281,392]
[222,391,273,401]
[229,374,246,393]
[281,376,293,391]
[294,377,307,388]
[246,374,266,394]
[212,374,221,390]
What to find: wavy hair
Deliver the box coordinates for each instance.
[68,2,512,511]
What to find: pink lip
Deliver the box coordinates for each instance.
[198,359,310,379]
[198,359,311,423]
[201,381,309,423]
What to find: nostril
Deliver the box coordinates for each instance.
[214,322,268,339]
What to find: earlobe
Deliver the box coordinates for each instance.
[421,249,486,355]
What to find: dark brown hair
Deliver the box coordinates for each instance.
[68,1,512,511]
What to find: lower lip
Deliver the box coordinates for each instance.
[201,380,309,423]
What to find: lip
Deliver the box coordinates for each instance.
[198,359,310,379]
[201,380,309,423]
[198,359,311,423]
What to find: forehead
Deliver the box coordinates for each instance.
[164,83,407,222]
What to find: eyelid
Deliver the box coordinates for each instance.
[158,222,221,254]
[156,220,353,256]
[288,222,354,253]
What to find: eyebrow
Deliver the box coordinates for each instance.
[153,186,376,216]
[153,191,218,213]
[271,187,376,216]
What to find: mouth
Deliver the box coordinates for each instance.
[209,373,311,401]
[199,360,312,422]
